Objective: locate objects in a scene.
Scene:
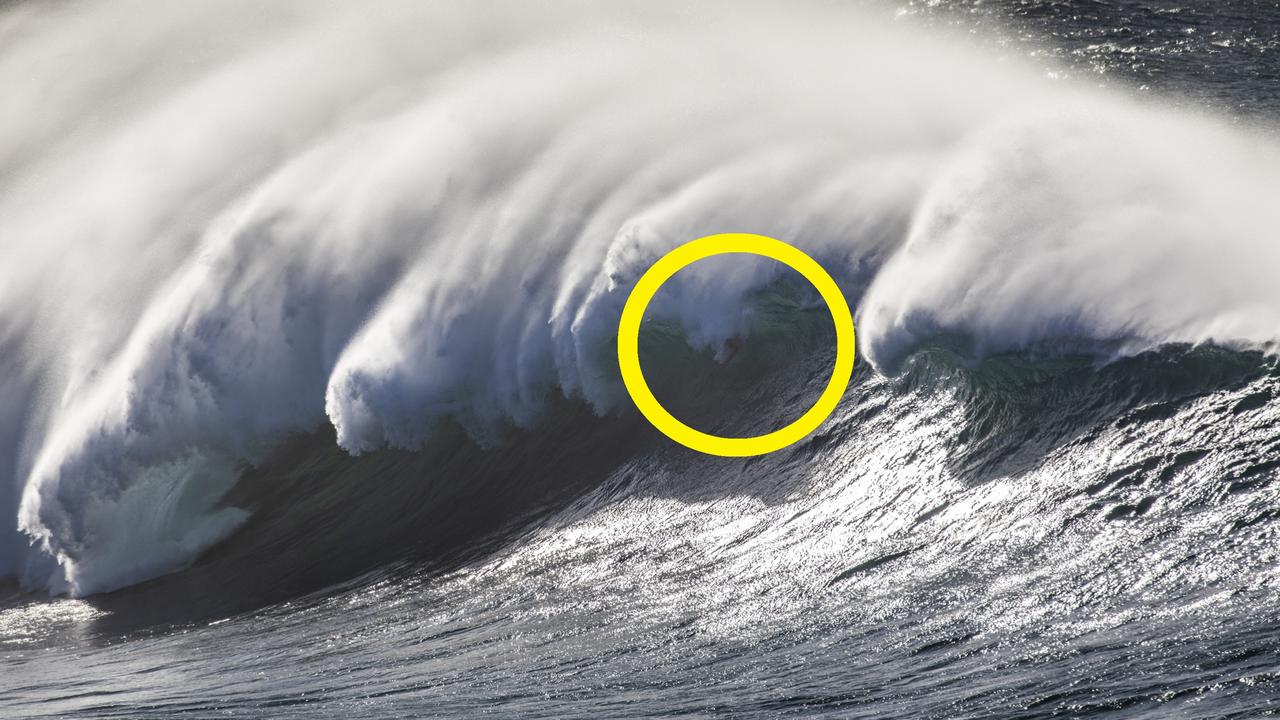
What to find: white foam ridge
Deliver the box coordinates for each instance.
[1,0,1278,596]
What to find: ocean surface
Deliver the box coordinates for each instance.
[3,1,1280,717]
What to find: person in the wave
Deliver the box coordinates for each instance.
[719,335,743,363]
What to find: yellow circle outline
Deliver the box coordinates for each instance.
[617,233,856,457]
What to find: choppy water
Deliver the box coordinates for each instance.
[3,1,1280,718]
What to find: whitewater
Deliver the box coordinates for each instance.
[4,1,1280,717]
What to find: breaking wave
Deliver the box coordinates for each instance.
[2,0,1280,599]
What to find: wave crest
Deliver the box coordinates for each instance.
[2,0,1279,596]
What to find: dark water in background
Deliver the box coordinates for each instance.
[4,1,1280,718]
[903,0,1280,120]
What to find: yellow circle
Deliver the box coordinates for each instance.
[617,233,856,457]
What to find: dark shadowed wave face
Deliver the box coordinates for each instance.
[2,2,1280,718]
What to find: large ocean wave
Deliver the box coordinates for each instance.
[2,0,1280,600]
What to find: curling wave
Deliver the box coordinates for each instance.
[2,0,1280,598]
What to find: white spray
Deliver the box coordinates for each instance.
[0,0,1277,596]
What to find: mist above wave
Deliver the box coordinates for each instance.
[0,0,1277,596]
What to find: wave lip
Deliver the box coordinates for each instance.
[858,100,1280,373]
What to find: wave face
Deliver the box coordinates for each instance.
[1,0,1280,604]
